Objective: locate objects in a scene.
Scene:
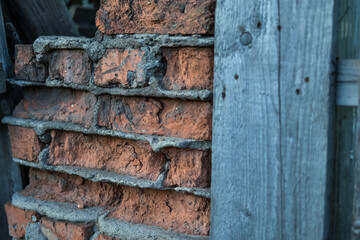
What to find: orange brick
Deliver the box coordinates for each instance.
[4,202,41,239]
[162,48,213,90]
[163,148,211,188]
[14,44,47,82]
[96,0,215,35]
[12,87,96,128]
[97,96,212,140]
[94,49,146,88]
[49,50,91,85]
[8,126,44,162]
[21,169,122,207]
[49,131,166,181]
[109,186,211,236]
[40,217,93,240]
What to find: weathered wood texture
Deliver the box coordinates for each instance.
[332,0,360,239]
[3,0,79,43]
[211,0,335,239]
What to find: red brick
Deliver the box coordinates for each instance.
[12,87,96,128]
[14,44,47,82]
[97,96,212,140]
[21,169,122,207]
[48,131,166,181]
[4,202,41,239]
[94,234,120,240]
[162,48,213,90]
[94,49,146,88]
[109,186,210,236]
[96,0,215,35]
[40,217,93,240]
[49,50,91,85]
[163,148,211,188]
[8,126,44,162]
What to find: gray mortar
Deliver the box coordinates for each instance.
[12,157,211,199]
[2,116,212,152]
[98,214,209,240]
[33,35,214,57]
[7,77,213,101]
[12,192,106,223]
[25,223,47,240]
[18,34,215,101]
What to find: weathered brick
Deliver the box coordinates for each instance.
[109,186,211,236]
[49,50,91,85]
[49,131,166,181]
[163,148,211,188]
[14,44,47,82]
[97,96,212,140]
[4,202,41,239]
[40,217,93,240]
[96,0,215,35]
[21,168,122,207]
[12,87,96,128]
[162,48,213,90]
[94,234,120,240]
[94,49,146,88]
[8,126,44,162]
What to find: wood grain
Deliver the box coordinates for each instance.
[211,0,335,239]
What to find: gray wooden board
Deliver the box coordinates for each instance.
[211,0,335,239]
[4,0,79,43]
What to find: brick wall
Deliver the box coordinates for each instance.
[3,1,215,239]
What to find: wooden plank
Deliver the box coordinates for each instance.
[3,0,79,43]
[211,0,335,239]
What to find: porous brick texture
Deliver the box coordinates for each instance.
[8,126,44,162]
[14,44,47,82]
[162,48,214,90]
[97,96,212,140]
[94,234,120,240]
[40,217,93,240]
[48,131,166,181]
[94,49,146,88]
[21,169,122,207]
[4,202,41,239]
[5,0,214,238]
[49,50,91,85]
[12,87,96,128]
[109,186,211,236]
[96,0,216,35]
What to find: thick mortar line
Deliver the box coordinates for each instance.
[11,192,107,223]
[7,78,213,101]
[13,157,210,199]
[2,116,212,152]
[98,213,210,240]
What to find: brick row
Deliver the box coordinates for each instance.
[8,126,211,188]
[15,45,213,91]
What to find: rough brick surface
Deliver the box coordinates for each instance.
[21,169,122,207]
[40,217,93,240]
[96,0,215,35]
[49,50,91,85]
[12,87,96,128]
[163,148,211,188]
[98,96,212,140]
[14,44,47,82]
[94,234,120,240]
[49,131,167,181]
[162,48,213,90]
[94,49,146,88]
[8,126,44,162]
[109,187,211,236]
[4,202,41,239]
